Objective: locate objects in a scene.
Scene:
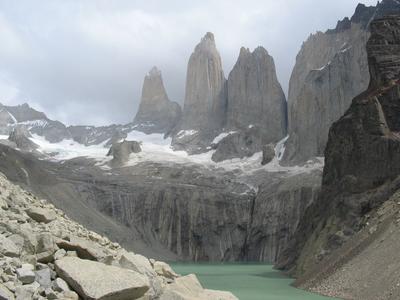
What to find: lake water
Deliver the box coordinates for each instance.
[170,263,338,300]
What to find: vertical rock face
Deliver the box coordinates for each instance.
[180,32,227,133]
[277,15,400,277]
[133,67,181,134]
[283,0,400,165]
[283,24,370,164]
[323,15,400,192]
[226,47,287,143]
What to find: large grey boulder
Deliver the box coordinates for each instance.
[55,257,149,300]
[160,274,237,300]
[227,46,287,144]
[179,32,227,133]
[26,207,56,224]
[133,67,182,134]
[0,283,14,300]
[107,140,142,167]
[0,235,21,257]
[56,236,107,261]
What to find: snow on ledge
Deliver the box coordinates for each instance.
[212,131,237,144]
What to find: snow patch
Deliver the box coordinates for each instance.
[176,130,197,138]
[30,134,110,162]
[0,109,17,124]
[212,131,237,144]
[275,135,289,161]
[313,61,331,71]
[19,119,49,128]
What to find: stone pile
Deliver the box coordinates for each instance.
[0,173,237,299]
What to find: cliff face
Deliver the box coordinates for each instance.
[283,0,400,165]
[180,32,227,133]
[133,67,181,134]
[323,15,400,192]
[226,47,287,143]
[243,170,321,262]
[277,16,400,283]
[283,23,370,164]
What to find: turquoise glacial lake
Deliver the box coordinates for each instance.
[170,263,338,300]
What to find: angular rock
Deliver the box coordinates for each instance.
[15,282,39,300]
[35,268,52,288]
[16,266,35,284]
[36,233,57,263]
[119,252,156,277]
[56,237,107,261]
[160,274,237,300]
[55,257,149,300]
[107,140,142,167]
[52,277,70,292]
[0,235,20,257]
[133,67,182,134]
[261,144,275,165]
[26,207,56,224]
[0,283,14,300]
[153,261,178,279]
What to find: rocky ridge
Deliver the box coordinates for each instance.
[0,172,237,299]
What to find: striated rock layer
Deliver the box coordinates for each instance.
[133,67,181,134]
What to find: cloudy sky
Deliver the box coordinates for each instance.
[0,0,377,125]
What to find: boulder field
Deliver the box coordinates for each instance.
[0,172,237,299]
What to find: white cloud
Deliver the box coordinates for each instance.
[0,0,380,125]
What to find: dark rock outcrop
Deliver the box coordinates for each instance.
[226,47,287,144]
[133,67,181,134]
[277,15,400,278]
[107,140,142,167]
[261,144,275,165]
[324,15,400,192]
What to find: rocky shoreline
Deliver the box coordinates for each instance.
[0,173,237,299]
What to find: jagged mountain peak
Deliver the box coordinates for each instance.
[238,46,269,60]
[147,66,162,78]
[194,32,219,55]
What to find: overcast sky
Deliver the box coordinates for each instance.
[0,0,378,126]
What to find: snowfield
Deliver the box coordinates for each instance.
[18,130,323,175]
